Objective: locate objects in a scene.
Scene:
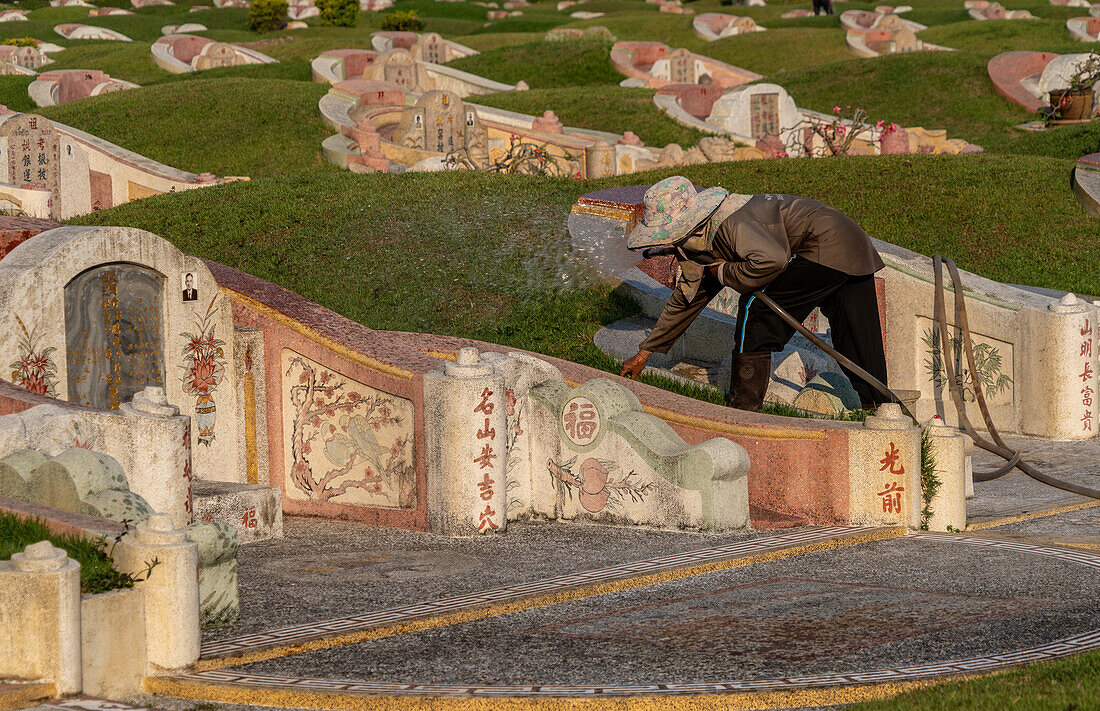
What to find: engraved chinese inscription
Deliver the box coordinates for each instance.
[65,263,165,409]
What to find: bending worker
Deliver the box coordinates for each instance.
[618,176,888,412]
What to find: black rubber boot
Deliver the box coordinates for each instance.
[726,352,772,411]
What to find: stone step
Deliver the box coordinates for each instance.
[192,480,282,543]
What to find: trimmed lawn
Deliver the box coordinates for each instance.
[471,85,711,147]
[38,77,333,177]
[447,39,623,88]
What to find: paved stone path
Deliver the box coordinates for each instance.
[8,437,1095,711]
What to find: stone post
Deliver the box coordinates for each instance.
[116,387,193,528]
[847,403,922,529]
[111,513,199,674]
[0,541,82,695]
[923,416,966,531]
[1020,294,1098,439]
[424,347,508,535]
[584,141,615,180]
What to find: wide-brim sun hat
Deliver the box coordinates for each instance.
[627,176,728,251]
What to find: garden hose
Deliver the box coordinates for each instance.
[931,255,1100,500]
[643,245,1100,500]
[756,263,1100,500]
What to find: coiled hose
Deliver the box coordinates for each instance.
[750,261,1100,501]
[640,245,1099,500]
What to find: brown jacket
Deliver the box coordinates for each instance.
[639,194,884,354]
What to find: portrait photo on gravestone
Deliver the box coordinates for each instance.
[182,272,198,302]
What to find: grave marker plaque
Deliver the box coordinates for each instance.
[0,114,61,218]
[668,48,695,84]
[382,49,420,91]
[421,33,444,64]
[750,92,780,139]
[65,263,165,410]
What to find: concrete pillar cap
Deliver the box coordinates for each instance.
[924,414,958,437]
[864,402,914,431]
[127,386,180,417]
[445,347,495,378]
[1049,292,1088,314]
[12,540,72,572]
[134,513,189,546]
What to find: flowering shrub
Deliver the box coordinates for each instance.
[446,134,581,177]
[786,105,898,158]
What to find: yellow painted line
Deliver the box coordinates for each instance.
[967,499,1100,531]
[421,349,457,362]
[145,675,942,711]
[1063,542,1100,551]
[571,204,636,221]
[642,403,830,442]
[0,682,54,711]
[222,288,416,381]
[193,527,905,671]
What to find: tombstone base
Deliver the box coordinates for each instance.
[192,480,282,542]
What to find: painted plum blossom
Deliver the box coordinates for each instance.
[284,352,415,508]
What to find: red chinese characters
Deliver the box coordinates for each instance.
[561,396,600,446]
[876,442,906,515]
[1082,317,1096,433]
[241,508,257,529]
[478,504,499,531]
[473,386,498,532]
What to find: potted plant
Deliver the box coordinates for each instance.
[1048,51,1100,122]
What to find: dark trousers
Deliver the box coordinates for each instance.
[734,256,888,407]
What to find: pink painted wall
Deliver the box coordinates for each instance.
[166,35,213,64]
[207,260,858,530]
[987,50,1059,112]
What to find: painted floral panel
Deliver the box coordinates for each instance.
[281,349,415,509]
[918,316,1014,406]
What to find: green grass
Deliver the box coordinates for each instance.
[471,85,710,147]
[447,39,622,88]
[0,511,135,594]
[38,77,333,177]
[65,155,1100,371]
[849,648,1100,711]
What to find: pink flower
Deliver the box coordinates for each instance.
[833,105,842,114]
[837,125,847,135]
[875,120,885,129]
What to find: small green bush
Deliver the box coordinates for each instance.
[2,37,38,47]
[0,511,137,594]
[249,0,288,33]
[380,9,423,31]
[316,0,358,27]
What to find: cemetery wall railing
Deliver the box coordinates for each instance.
[204,261,934,531]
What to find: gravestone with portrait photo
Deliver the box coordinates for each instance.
[0,225,244,484]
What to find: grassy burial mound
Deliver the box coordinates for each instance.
[70,154,1100,368]
[38,77,332,176]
